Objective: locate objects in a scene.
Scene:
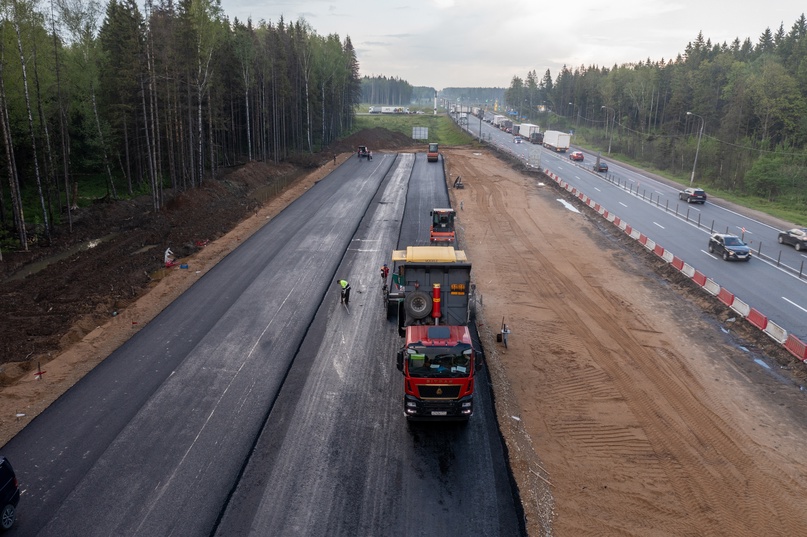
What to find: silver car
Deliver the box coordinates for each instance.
[778,228,807,251]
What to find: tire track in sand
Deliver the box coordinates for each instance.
[451,151,807,536]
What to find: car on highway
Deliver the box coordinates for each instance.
[777,228,807,251]
[594,160,608,173]
[569,151,584,161]
[708,233,751,261]
[679,187,707,204]
[0,456,20,530]
[514,136,522,144]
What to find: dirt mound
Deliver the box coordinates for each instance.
[327,127,420,154]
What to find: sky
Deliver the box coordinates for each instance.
[219,1,806,90]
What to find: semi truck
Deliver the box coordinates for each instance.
[543,130,571,152]
[530,132,544,145]
[386,246,479,421]
[429,208,456,244]
[519,123,540,139]
[492,115,506,127]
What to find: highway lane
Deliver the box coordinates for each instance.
[464,115,807,340]
[400,152,450,245]
[2,154,398,536]
[3,150,523,536]
[215,152,522,535]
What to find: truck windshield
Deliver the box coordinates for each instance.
[407,346,471,378]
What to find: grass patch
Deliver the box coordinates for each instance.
[351,113,476,146]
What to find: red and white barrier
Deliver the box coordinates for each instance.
[544,166,807,362]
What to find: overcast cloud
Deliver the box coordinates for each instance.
[220,0,805,89]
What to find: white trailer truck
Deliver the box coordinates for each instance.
[519,123,540,139]
[543,130,571,152]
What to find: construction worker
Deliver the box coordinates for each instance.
[337,279,351,305]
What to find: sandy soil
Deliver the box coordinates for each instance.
[2,139,807,536]
[445,147,807,536]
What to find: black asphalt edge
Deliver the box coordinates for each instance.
[208,153,401,536]
[467,314,529,536]
[447,140,555,534]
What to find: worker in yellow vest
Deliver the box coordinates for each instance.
[337,279,351,305]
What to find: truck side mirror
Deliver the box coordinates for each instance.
[396,351,404,372]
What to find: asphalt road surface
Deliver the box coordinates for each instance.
[3,152,524,536]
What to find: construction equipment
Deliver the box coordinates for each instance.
[429,208,456,244]
[357,146,372,160]
[427,142,439,162]
[387,246,480,421]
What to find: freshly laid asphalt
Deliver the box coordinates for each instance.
[2,152,524,536]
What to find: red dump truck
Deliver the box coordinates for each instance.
[386,246,479,421]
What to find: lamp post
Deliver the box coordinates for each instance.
[478,103,483,142]
[569,102,579,127]
[686,111,704,187]
[601,105,614,155]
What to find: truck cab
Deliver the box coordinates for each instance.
[397,325,476,420]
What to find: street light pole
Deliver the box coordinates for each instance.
[686,111,704,187]
[478,103,483,143]
[569,102,579,128]
[601,105,614,155]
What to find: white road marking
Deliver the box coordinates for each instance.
[653,222,665,229]
[782,297,807,314]
[619,202,628,208]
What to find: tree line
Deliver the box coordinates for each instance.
[504,16,807,209]
[360,75,413,106]
[0,0,362,251]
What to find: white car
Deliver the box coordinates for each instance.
[514,136,522,144]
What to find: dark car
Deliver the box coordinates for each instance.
[708,233,751,262]
[679,187,707,204]
[594,160,608,172]
[569,151,584,161]
[0,457,20,530]
[778,228,807,251]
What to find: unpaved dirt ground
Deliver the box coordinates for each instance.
[2,133,807,536]
[445,147,807,536]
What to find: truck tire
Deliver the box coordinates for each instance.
[386,299,398,320]
[397,301,406,337]
[404,291,432,320]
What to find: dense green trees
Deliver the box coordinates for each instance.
[506,16,807,206]
[360,75,412,106]
[0,0,361,248]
